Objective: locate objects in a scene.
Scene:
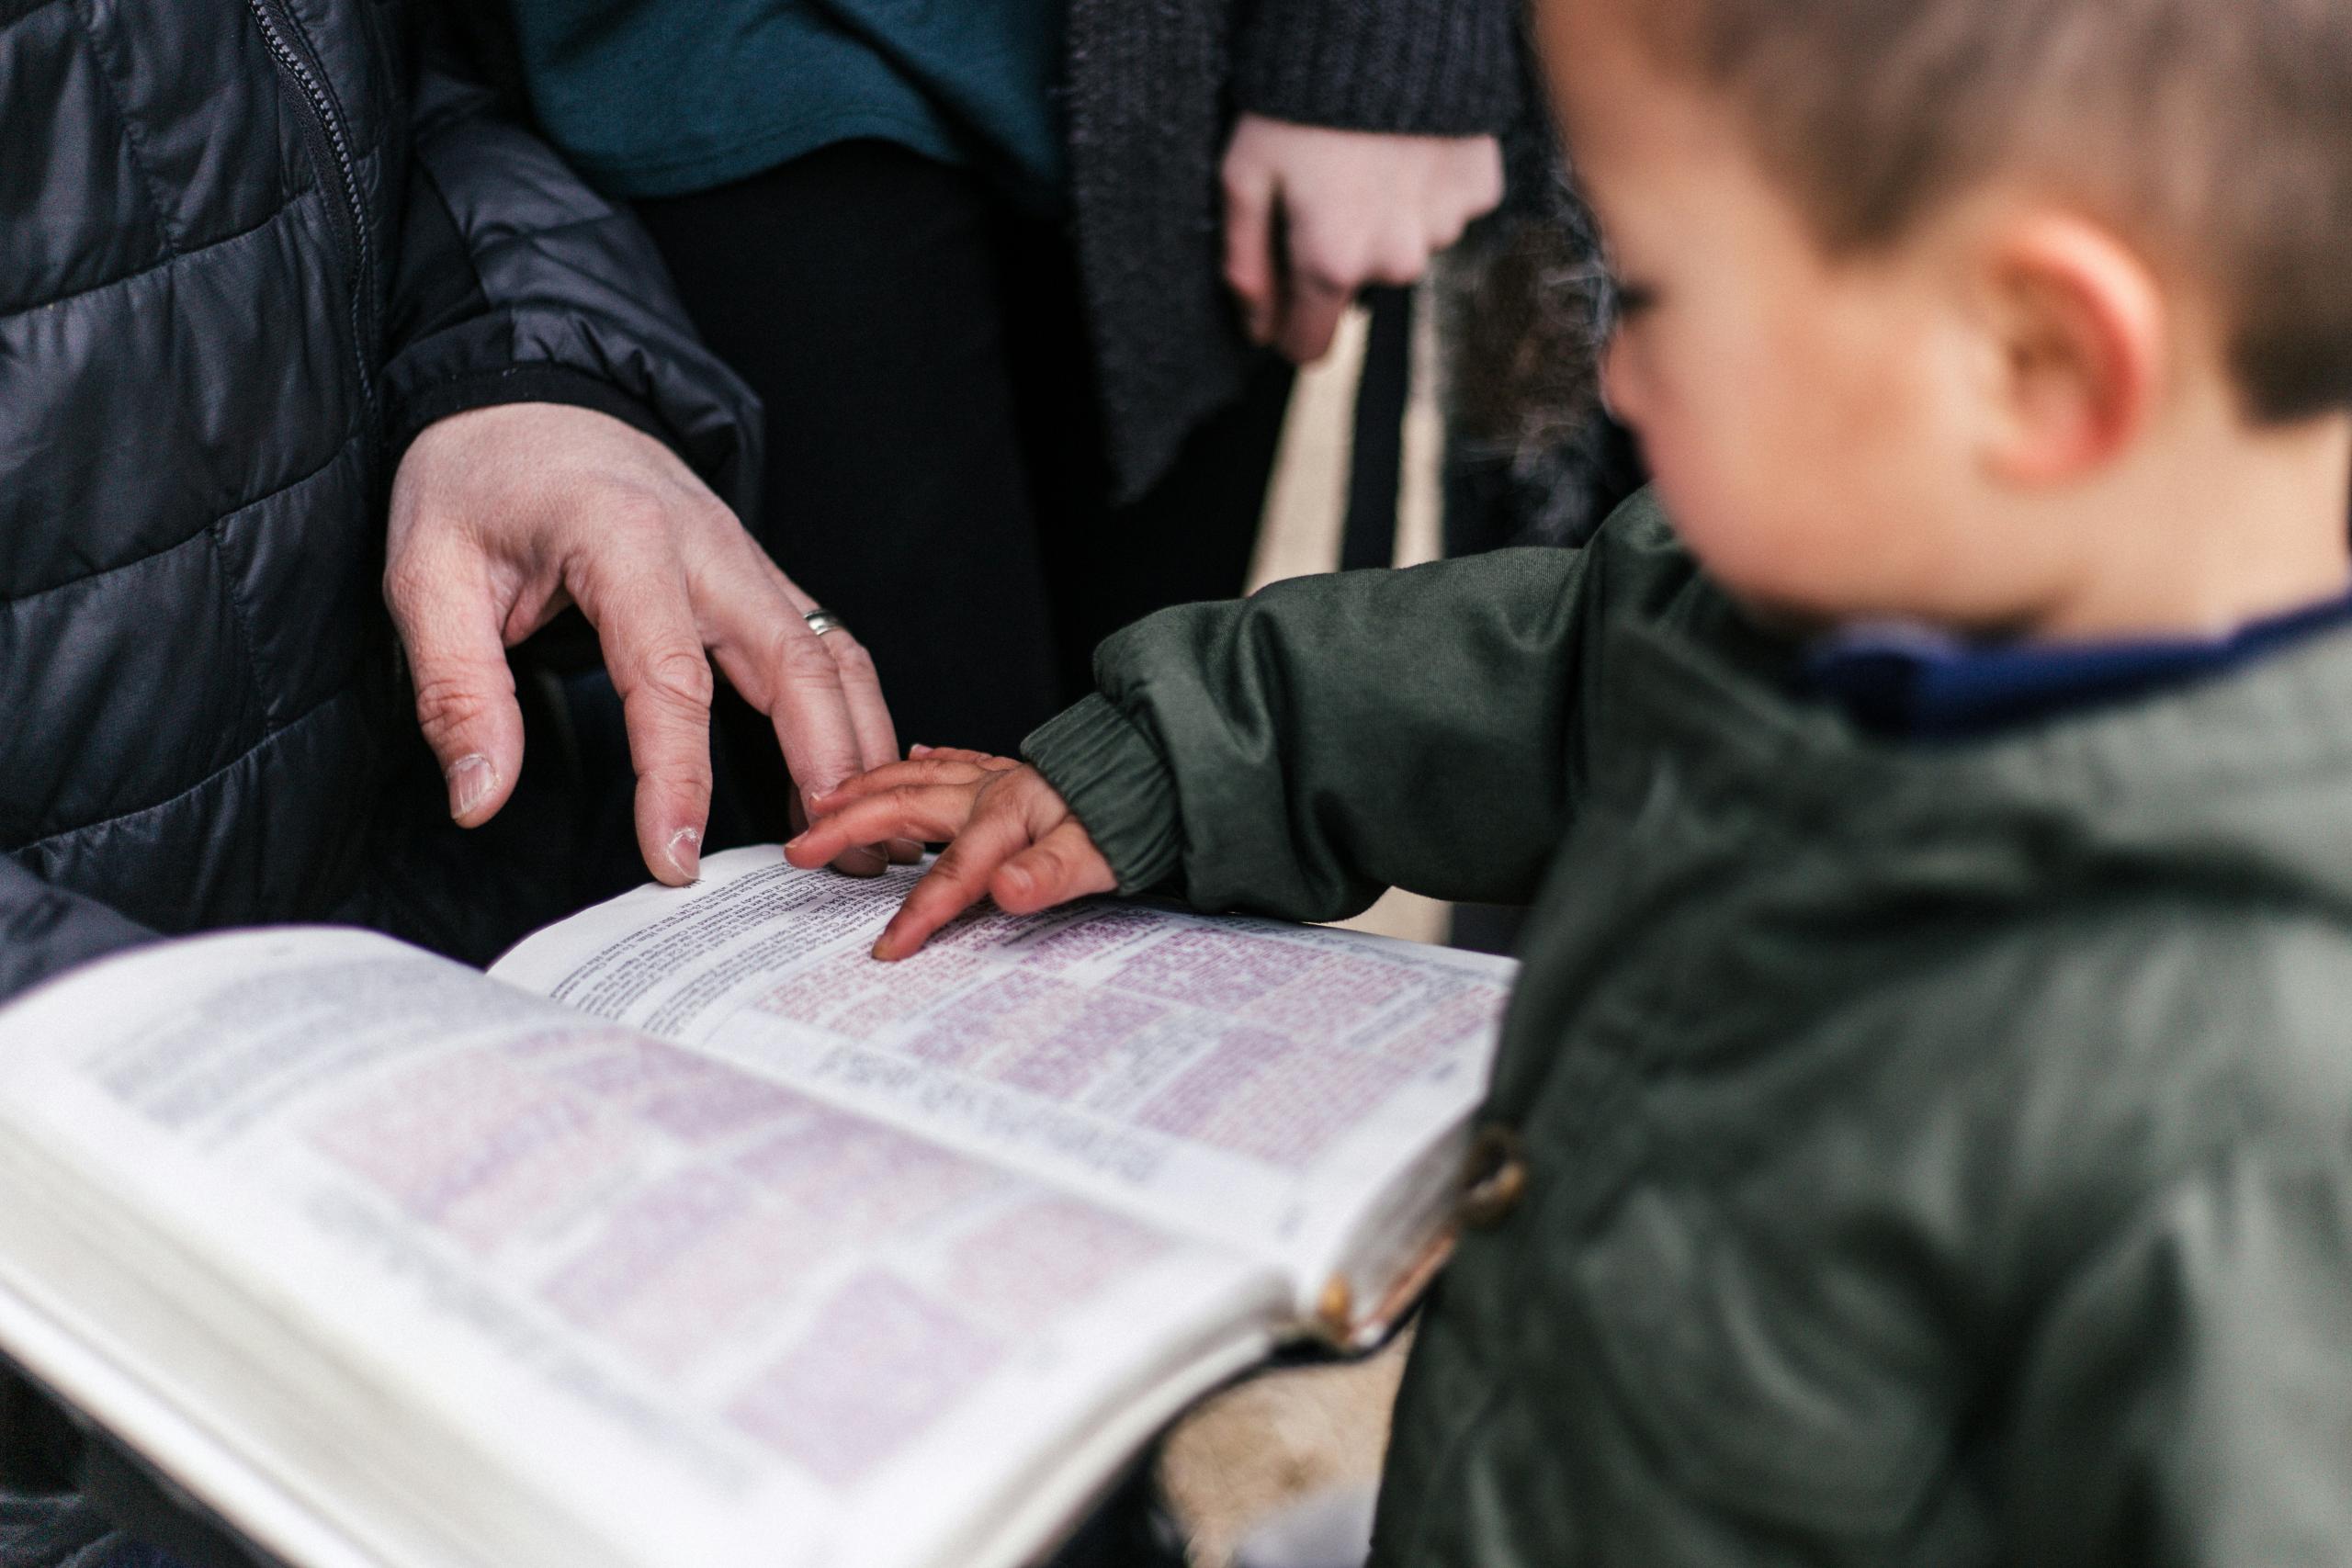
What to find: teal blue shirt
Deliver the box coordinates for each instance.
[504,0,1066,208]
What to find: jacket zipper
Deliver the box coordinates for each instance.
[244,0,378,417]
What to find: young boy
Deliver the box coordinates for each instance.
[789,0,2352,1559]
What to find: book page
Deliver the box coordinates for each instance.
[0,931,1280,1568]
[493,849,1518,1314]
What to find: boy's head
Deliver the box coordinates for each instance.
[1541,0,2352,638]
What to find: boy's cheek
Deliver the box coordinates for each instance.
[1655,431,1870,616]
[1598,332,1648,428]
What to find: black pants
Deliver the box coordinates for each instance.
[635,141,1293,773]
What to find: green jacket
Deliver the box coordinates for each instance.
[1023,490,2352,1566]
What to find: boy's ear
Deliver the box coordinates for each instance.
[1976,215,2166,487]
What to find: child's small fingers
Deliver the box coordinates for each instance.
[872,812,1030,959]
[786,784,975,866]
[871,877,975,961]
[786,796,891,876]
[804,761,926,808]
[902,745,1016,771]
[812,757,994,809]
[790,798,949,863]
[886,837,926,865]
[992,820,1117,913]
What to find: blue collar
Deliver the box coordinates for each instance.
[1798,589,2352,740]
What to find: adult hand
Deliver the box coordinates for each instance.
[1221,115,1504,365]
[786,748,1117,960]
[386,400,910,886]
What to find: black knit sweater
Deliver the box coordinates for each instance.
[1066,0,1527,500]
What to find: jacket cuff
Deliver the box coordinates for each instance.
[1022,695,1185,896]
[1232,0,1524,136]
[384,365,679,475]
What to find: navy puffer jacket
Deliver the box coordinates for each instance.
[0,0,759,1001]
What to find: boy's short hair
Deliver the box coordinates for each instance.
[1628,0,2352,423]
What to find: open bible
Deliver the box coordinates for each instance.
[0,848,1515,1568]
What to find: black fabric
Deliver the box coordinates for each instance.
[0,866,153,1009]
[70,1445,276,1568]
[1040,1454,1189,1568]
[1342,288,1414,572]
[0,1375,76,1496]
[4,4,752,1556]
[0,0,760,1010]
[1229,0,1524,135]
[632,140,1289,772]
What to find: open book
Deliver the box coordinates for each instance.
[0,848,1515,1568]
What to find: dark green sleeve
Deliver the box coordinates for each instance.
[2003,1144,2352,1566]
[1020,504,1696,921]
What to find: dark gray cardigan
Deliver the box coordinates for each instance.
[1066,0,1527,499]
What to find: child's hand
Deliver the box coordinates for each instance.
[785,747,1117,960]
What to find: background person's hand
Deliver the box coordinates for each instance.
[786,750,1117,960]
[387,401,908,886]
[1220,116,1505,365]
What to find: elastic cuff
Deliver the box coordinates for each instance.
[1232,0,1524,136]
[384,364,677,473]
[1022,695,1185,896]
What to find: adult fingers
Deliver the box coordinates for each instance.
[1412,141,1500,261]
[697,561,879,874]
[785,784,982,868]
[1273,265,1354,365]
[1221,155,1281,345]
[992,819,1116,914]
[1272,200,1358,362]
[1460,135,1505,224]
[574,541,717,886]
[384,533,526,828]
[817,626,908,862]
[1365,250,1433,295]
[871,795,1036,961]
[784,619,890,876]
[819,626,902,777]
[775,573,906,872]
[772,572,906,780]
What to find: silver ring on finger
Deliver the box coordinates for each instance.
[803,607,850,638]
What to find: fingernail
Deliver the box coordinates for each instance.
[910,744,933,759]
[785,831,808,851]
[446,754,496,820]
[666,826,702,882]
[870,934,896,962]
